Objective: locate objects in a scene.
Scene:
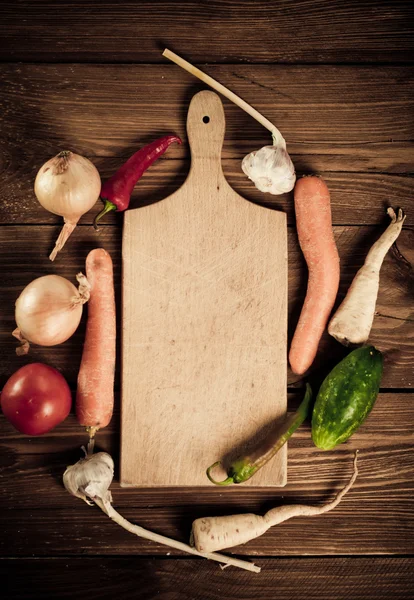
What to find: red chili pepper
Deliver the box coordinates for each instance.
[94,134,182,228]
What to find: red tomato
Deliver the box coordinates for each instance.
[0,363,72,435]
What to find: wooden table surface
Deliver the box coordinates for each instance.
[1,1,413,598]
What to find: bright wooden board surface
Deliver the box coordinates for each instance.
[121,91,287,487]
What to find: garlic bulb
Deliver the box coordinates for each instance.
[162,50,296,196]
[242,140,296,195]
[64,451,114,505]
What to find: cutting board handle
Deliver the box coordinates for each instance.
[186,90,226,184]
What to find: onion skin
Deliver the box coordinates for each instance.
[34,151,101,261]
[13,274,89,354]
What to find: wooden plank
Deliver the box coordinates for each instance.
[0,393,412,509]
[1,499,412,557]
[0,225,412,389]
[2,158,414,226]
[0,394,413,556]
[0,1,413,64]
[0,64,413,181]
[1,557,413,599]
[121,90,287,488]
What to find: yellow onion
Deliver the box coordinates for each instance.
[13,274,90,355]
[35,151,101,261]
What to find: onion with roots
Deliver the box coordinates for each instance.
[13,273,90,355]
[34,151,101,261]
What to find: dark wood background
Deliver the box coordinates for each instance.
[0,1,413,598]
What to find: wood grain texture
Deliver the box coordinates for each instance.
[1,393,412,508]
[1,64,413,182]
[2,157,414,227]
[0,225,411,390]
[0,2,413,595]
[0,0,413,64]
[0,394,413,555]
[1,557,413,600]
[121,91,287,487]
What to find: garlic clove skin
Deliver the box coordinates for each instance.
[63,451,114,505]
[242,145,296,195]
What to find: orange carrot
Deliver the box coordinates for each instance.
[289,176,340,375]
[76,248,116,437]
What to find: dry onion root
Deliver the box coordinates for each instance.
[34,151,101,261]
[13,273,90,355]
[63,451,260,573]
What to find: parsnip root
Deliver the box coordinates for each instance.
[192,451,358,553]
[328,208,406,346]
[95,497,260,573]
[63,451,260,573]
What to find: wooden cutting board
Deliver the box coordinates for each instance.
[121,90,287,487]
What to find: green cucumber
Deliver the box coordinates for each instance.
[312,346,383,450]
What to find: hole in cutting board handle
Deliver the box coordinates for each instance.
[202,115,210,124]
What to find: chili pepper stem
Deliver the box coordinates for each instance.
[206,462,234,486]
[94,200,117,230]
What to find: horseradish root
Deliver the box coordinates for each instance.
[192,451,358,553]
[328,208,406,346]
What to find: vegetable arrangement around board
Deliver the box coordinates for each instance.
[0,48,410,573]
